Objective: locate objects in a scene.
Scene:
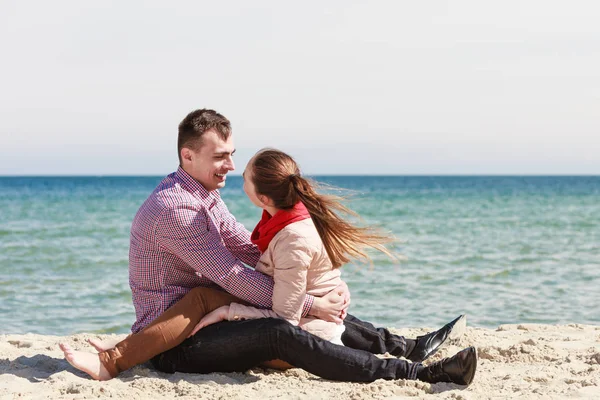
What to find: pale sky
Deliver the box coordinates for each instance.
[1,0,599,175]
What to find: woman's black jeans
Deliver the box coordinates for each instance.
[151,316,420,382]
[341,314,410,356]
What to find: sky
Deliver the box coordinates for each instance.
[1,1,599,175]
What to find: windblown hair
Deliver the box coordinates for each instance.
[177,109,231,164]
[248,148,397,268]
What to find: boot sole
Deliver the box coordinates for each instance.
[457,346,478,386]
[447,315,467,344]
[465,346,478,385]
[413,315,468,363]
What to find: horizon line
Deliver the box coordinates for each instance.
[1,173,599,178]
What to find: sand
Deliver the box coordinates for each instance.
[1,323,599,399]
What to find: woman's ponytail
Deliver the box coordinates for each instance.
[250,148,398,268]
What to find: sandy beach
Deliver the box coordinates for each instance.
[1,323,599,399]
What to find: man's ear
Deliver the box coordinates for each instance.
[181,148,193,164]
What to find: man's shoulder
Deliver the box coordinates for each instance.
[137,173,205,217]
[156,175,197,206]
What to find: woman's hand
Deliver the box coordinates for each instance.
[188,305,230,338]
[309,281,351,323]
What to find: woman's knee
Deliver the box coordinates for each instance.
[262,318,298,337]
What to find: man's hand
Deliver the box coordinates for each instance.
[308,281,351,323]
[188,305,230,338]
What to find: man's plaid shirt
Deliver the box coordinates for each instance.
[129,167,314,333]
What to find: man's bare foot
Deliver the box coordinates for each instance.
[59,343,112,381]
[87,337,120,352]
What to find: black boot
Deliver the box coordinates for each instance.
[407,315,466,362]
[416,346,477,385]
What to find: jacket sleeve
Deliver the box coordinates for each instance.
[227,302,279,320]
[270,232,311,325]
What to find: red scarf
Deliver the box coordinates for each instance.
[251,202,311,252]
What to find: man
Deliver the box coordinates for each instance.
[61,109,476,384]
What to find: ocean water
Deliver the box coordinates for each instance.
[1,176,598,335]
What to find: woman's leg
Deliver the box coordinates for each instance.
[342,314,411,356]
[152,318,421,382]
[152,318,477,385]
[98,286,242,377]
[342,314,466,362]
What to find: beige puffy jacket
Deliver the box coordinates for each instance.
[227,218,344,340]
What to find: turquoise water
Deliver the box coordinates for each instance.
[1,176,599,335]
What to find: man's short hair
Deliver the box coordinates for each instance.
[177,109,232,164]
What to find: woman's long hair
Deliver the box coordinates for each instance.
[248,148,398,268]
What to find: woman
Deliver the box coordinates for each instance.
[60,149,476,385]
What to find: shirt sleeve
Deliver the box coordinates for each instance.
[156,205,273,309]
[156,205,315,315]
[216,199,262,268]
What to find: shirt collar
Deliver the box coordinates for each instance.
[175,166,221,202]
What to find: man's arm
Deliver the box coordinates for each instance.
[224,235,312,326]
[193,234,317,331]
[215,200,262,268]
[156,206,314,314]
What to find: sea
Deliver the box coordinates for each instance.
[1,176,598,335]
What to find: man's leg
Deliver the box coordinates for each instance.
[342,314,466,362]
[98,286,243,377]
[151,318,421,382]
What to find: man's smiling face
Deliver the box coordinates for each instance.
[181,129,236,191]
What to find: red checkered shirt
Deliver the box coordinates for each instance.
[129,167,315,333]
